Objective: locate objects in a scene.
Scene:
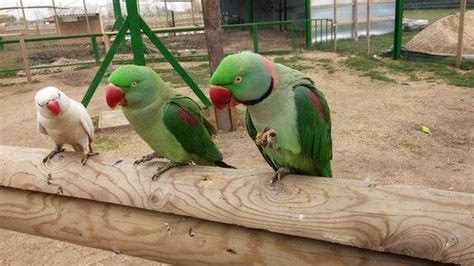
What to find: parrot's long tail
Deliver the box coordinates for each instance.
[215,160,237,169]
[321,163,332,177]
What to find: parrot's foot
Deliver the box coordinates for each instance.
[152,161,191,181]
[80,152,99,166]
[43,145,65,163]
[255,127,277,149]
[134,152,163,165]
[271,167,292,184]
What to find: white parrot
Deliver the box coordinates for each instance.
[35,86,98,165]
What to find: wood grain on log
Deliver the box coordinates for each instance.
[0,186,432,265]
[0,146,472,264]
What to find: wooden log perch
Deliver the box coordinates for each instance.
[0,186,430,265]
[0,146,472,264]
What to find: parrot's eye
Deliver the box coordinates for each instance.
[234,76,242,84]
[130,82,138,88]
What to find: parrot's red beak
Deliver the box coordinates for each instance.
[209,86,239,109]
[47,100,61,116]
[106,83,127,109]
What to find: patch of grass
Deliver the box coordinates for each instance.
[343,55,474,87]
[291,64,313,71]
[404,8,459,23]
[273,55,304,65]
[317,58,336,74]
[312,26,419,55]
[344,57,393,82]
[0,79,40,87]
[0,70,18,79]
[317,58,331,64]
[343,56,379,72]
[94,135,120,151]
[386,58,474,87]
[362,70,396,82]
[273,55,312,71]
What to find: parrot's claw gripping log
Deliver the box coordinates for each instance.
[271,167,292,184]
[152,161,191,181]
[81,152,99,166]
[256,127,277,149]
[43,145,65,163]
[134,152,163,165]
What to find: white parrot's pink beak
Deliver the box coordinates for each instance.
[106,83,127,109]
[47,100,61,116]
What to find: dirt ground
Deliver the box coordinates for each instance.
[0,51,472,264]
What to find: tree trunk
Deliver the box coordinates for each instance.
[201,0,237,131]
[201,0,224,72]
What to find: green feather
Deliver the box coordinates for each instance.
[163,97,223,165]
[293,85,332,177]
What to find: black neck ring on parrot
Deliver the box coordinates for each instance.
[239,77,273,106]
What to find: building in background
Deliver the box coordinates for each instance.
[52,6,104,45]
[219,0,395,43]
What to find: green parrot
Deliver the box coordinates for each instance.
[106,65,234,180]
[209,52,332,183]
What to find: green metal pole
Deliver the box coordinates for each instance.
[139,17,211,107]
[112,0,128,53]
[91,36,100,65]
[252,24,259,53]
[247,0,254,23]
[112,0,124,27]
[393,0,404,59]
[125,0,146,65]
[305,0,312,49]
[247,0,254,40]
[81,19,129,107]
[290,22,296,50]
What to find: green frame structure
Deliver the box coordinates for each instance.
[393,0,404,59]
[111,0,128,52]
[81,0,211,107]
[111,0,125,31]
[305,0,312,49]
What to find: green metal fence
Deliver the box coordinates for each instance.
[0,20,297,75]
[313,19,334,45]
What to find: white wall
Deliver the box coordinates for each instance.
[311,0,395,42]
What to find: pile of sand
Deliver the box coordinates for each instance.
[406,11,474,55]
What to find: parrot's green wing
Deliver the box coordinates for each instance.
[293,85,332,177]
[163,96,222,163]
[245,110,279,171]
